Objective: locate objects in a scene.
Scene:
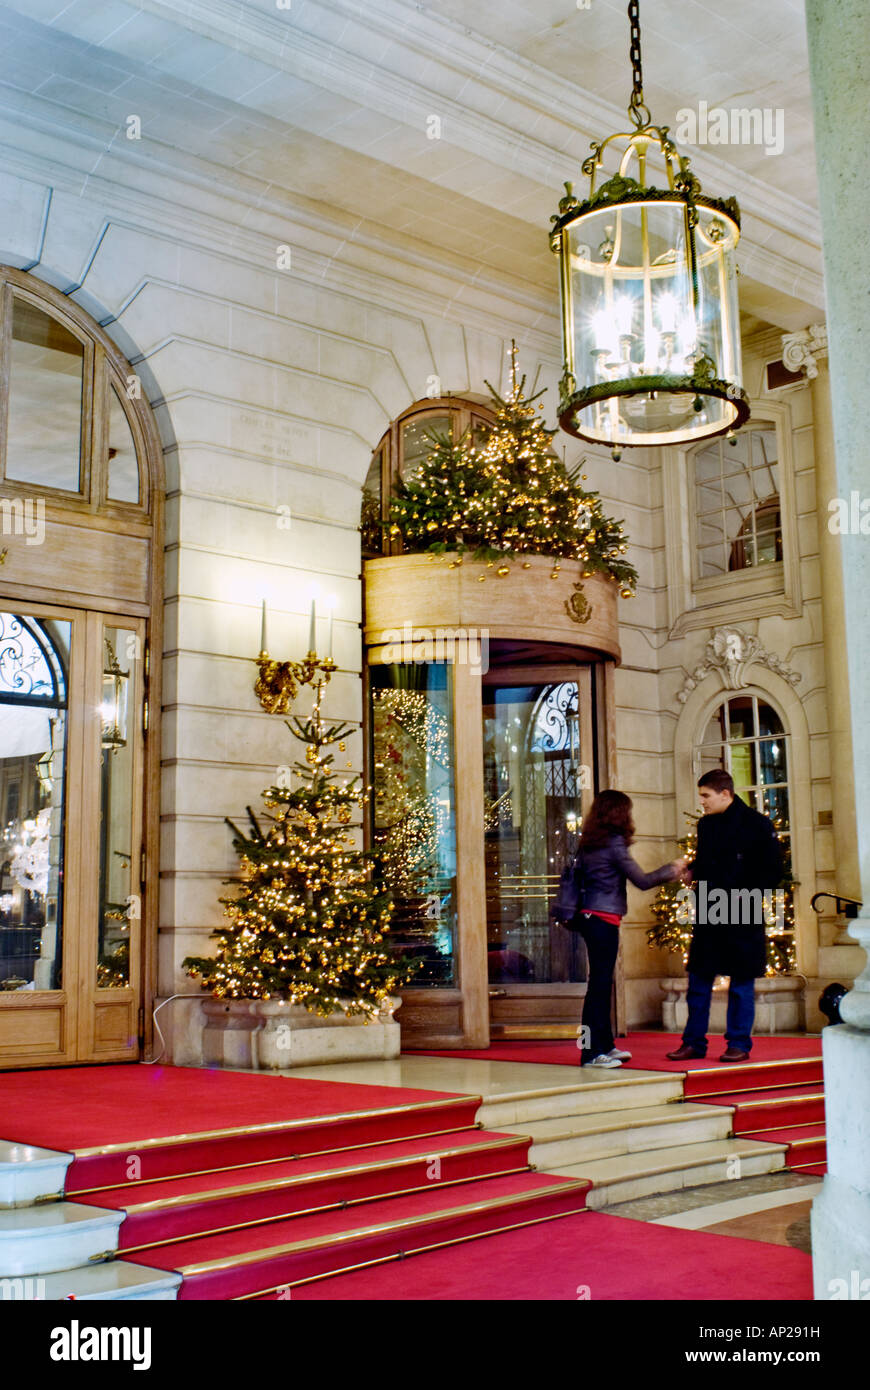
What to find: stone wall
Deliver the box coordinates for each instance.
[0,163,854,1038]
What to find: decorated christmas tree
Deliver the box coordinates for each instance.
[385,344,638,594]
[183,682,417,1017]
[647,811,797,975]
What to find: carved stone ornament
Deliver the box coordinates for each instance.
[677,626,801,704]
[780,324,828,381]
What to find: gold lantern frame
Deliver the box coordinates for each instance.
[549,1,750,458]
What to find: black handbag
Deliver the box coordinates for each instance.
[550,849,585,924]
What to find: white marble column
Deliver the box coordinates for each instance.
[805,0,870,1299]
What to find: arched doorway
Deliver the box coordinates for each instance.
[0,267,163,1067]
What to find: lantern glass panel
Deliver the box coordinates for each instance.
[562,199,743,446]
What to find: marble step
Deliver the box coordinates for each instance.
[547,1136,787,1209]
[522,1102,734,1169]
[0,1141,73,1208]
[0,1262,182,1301]
[478,1071,684,1128]
[39,1262,182,1301]
[0,1202,124,1277]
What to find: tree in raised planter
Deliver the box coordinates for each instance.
[385,343,638,594]
[647,812,797,976]
[183,682,417,1017]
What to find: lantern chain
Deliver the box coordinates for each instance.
[627,0,651,128]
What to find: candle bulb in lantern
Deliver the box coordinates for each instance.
[613,295,634,337]
[656,292,678,333]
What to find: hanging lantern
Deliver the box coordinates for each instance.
[550,0,749,459]
[101,637,129,752]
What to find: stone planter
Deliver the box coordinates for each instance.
[661,975,805,1034]
[201,997,401,1070]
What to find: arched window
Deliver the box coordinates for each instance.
[694,426,781,579]
[695,694,794,956]
[0,267,162,1067]
[362,397,494,557]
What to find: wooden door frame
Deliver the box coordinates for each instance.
[0,266,164,1067]
[481,661,607,1035]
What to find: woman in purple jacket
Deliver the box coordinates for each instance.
[572,790,685,1068]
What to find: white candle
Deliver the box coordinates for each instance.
[260,599,268,654]
[328,607,334,659]
[656,292,678,333]
[309,597,316,653]
[613,294,634,336]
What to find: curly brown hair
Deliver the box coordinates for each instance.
[579,790,635,849]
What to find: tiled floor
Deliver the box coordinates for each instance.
[607,1171,820,1252]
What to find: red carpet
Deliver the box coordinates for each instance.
[286,1210,812,1301]
[0,1064,464,1150]
[408,1030,821,1072]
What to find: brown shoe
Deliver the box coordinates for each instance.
[720,1047,751,1062]
[665,1044,706,1060]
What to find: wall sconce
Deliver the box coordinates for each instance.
[101,637,129,752]
[254,598,336,715]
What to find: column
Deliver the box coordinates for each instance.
[804,0,870,1299]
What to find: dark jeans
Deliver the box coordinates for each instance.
[577,913,619,1061]
[682,972,756,1055]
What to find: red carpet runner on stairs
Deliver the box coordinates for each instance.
[0,1065,590,1300]
[0,1048,819,1299]
[410,1032,827,1176]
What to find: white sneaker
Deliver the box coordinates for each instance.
[606,1047,632,1061]
[585,1054,622,1068]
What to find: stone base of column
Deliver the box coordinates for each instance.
[811,1024,870,1299]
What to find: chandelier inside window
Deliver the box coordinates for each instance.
[550,0,749,458]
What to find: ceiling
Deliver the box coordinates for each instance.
[0,0,824,333]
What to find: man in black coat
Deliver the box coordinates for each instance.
[666,769,783,1063]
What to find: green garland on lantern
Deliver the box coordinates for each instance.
[647,812,797,976]
[384,354,638,595]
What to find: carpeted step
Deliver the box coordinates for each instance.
[74,1131,532,1253]
[750,1123,827,1170]
[698,1084,825,1133]
[277,1209,812,1302]
[38,1261,182,1301]
[124,1170,591,1300]
[547,1135,786,1208]
[63,1094,481,1192]
[683,1056,823,1099]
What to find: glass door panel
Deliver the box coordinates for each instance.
[0,614,69,993]
[369,663,457,986]
[483,677,593,986]
[97,626,141,989]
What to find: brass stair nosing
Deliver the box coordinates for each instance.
[685,1056,821,1078]
[234,1203,593,1299]
[122,1161,537,1255]
[739,1119,827,1137]
[72,1093,482,1158]
[66,1121,480,1198]
[689,1076,823,1100]
[178,1178,590,1277]
[121,1135,529,1216]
